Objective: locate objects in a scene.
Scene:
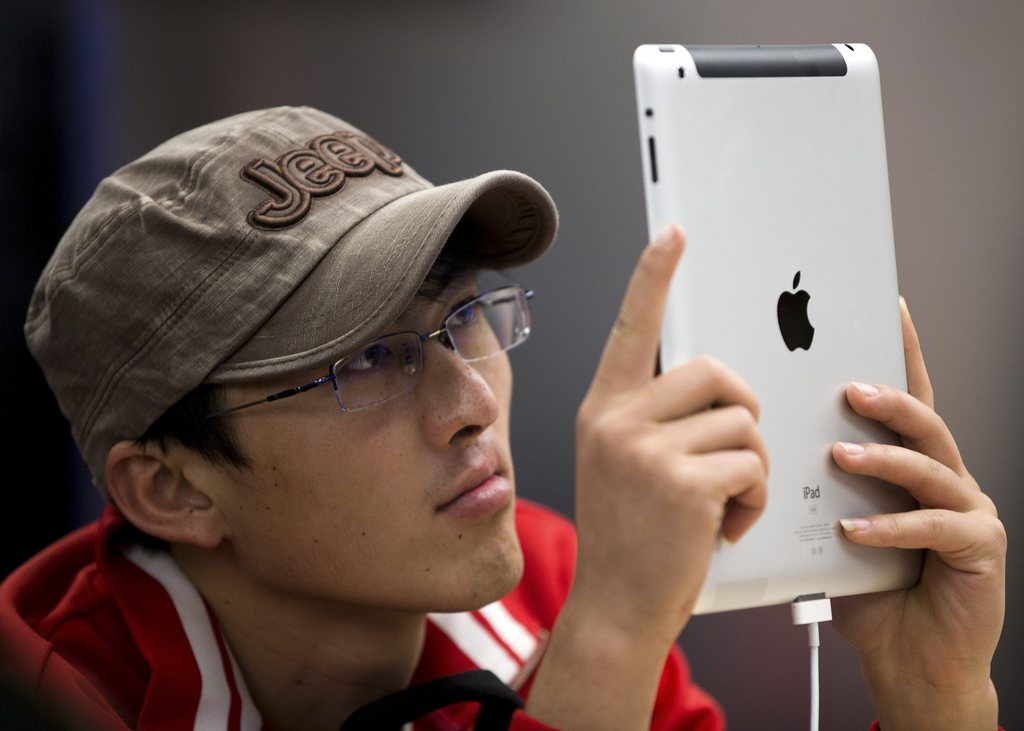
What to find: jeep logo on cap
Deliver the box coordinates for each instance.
[241,131,404,229]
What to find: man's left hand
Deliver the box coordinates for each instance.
[831,297,1004,730]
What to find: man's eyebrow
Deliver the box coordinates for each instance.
[402,296,434,319]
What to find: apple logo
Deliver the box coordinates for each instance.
[777,271,814,351]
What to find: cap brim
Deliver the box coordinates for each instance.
[209,170,557,383]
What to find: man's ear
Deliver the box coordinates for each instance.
[105,440,225,548]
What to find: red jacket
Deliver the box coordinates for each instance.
[0,500,723,730]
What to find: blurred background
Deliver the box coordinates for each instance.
[3,0,1021,727]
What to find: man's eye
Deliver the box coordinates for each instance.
[449,303,478,328]
[343,345,386,372]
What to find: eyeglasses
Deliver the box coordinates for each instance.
[207,285,533,418]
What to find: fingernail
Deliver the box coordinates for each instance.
[839,518,872,532]
[837,441,865,455]
[851,381,880,397]
[652,225,675,249]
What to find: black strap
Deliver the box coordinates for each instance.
[340,669,524,731]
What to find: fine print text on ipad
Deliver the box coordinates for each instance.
[633,43,922,614]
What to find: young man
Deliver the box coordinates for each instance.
[1,106,1004,730]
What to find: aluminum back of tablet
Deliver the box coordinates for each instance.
[634,44,921,614]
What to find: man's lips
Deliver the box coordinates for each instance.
[437,456,499,508]
[436,460,513,519]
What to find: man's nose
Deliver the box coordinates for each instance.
[417,342,502,449]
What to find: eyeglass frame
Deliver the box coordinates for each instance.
[205,285,534,419]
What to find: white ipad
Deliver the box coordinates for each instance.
[633,43,922,614]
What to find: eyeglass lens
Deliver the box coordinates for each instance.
[446,288,531,361]
[331,286,530,411]
[332,333,423,411]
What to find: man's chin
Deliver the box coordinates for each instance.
[430,529,524,614]
[477,536,525,607]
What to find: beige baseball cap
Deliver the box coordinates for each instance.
[25,106,558,491]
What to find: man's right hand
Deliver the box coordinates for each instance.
[527,225,769,728]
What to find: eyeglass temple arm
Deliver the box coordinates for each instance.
[206,373,335,419]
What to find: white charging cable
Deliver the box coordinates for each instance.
[791,593,833,731]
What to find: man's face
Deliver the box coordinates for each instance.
[200,276,523,613]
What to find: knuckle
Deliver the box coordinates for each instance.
[974,510,1006,549]
[978,492,998,519]
[698,492,728,524]
[878,513,902,542]
[692,354,729,383]
[921,510,947,539]
[585,409,622,446]
[692,355,759,418]
[750,447,769,473]
[923,403,948,430]
[576,390,624,433]
[575,403,597,437]
[610,310,637,342]
[983,514,1008,554]
[670,457,700,489]
[691,353,722,371]
[606,302,647,352]
[576,403,616,446]
[575,396,598,431]
[746,394,761,422]
[719,405,761,444]
[685,354,719,386]
[990,518,1008,556]
[719,403,741,427]
[587,412,652,463]
[734,405,760,435]
[736,448,767,481]
[578,411,650,477]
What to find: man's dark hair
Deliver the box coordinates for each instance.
[137,235,477,467]
[137,384,250,468]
